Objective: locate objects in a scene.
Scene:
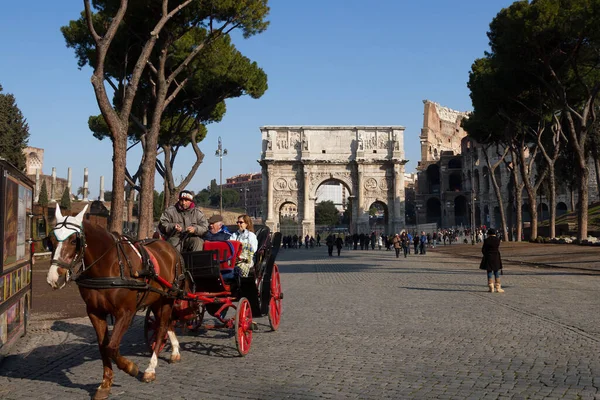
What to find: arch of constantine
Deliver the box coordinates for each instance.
[259,126,408,236]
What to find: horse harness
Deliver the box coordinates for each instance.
[50,223,185,299]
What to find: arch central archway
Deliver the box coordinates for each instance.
[260,125,407,236]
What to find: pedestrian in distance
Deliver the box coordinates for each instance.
[479,228,504,293]
[392,234,401,258]
[326,234,334,257]
[400,231,409,258]
[419,231,427,255]
[335,235,344,256]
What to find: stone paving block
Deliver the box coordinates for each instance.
[0,248,599,399]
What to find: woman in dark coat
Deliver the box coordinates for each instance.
[335,235,344,256]
[479,228,504,293]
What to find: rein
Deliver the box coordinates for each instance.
[49,220,183,297]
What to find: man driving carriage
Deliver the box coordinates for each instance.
[159,190,209,251]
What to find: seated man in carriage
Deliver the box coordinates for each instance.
[158,190,208,252]
[203,214,232,241]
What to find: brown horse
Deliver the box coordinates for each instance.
[46,205,183,399]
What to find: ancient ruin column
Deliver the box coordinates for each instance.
[35,169,40,203]
[67,168,72,192]
[51,167,57,201]
[99,176,105,202]
[83,168,89,201]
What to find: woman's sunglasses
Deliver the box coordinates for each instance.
[237,220,245,224]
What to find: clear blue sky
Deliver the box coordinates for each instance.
[0,0,515,198]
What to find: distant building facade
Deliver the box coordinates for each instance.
[223,172,263,218]
[414,100,599,234]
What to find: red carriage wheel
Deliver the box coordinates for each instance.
[268,263,283,331]
[144,307,169,354]
[235,297,253,356]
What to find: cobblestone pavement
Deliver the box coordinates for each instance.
[1,245,599,399]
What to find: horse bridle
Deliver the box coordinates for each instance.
[47,218,87,279]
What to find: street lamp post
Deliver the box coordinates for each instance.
[215,136,227,215]
[471,145,476,245]
[240,185,249,214]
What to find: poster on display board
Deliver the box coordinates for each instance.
[0,276,4,304]
[11,270,17,294]
[0,311,7,346]
[3,177,32,268]
[5,274,11,299]
[6,302,20,339]
[22,265,29,287]
[15,270,21,292]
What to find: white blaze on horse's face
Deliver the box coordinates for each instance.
[46,204,88,290]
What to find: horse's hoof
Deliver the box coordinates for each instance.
[93,386,111,400]
[126,363,139,377]
[142,372,156,383]
[170,354,181,363]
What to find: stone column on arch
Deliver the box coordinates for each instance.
[265,164,276,233]
[356,163,370,233]
[392,162,406,234]
[301,167,314,237]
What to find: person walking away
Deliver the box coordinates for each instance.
[335,235,344,256]
[316,233,321,247]
[377,235,383,250]
[326,234,334,256]
[480,228,504,293]
[419,231,427,255]
[392,234,401,258]
[413,234,420,254]
[159,190,208,251]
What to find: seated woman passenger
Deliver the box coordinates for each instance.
[230,214,258,277]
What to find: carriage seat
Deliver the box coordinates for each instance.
[182,240,242,291]
[202,240,242,283]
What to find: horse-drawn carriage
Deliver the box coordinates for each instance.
[144,225,283,356]
[44,206,283,399]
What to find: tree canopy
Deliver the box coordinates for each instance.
[38,181,49,208]
[61,0,270,237]
[59,187,71,211]
[0,85,29,170]
[464,0,600,240]
[315,201,341,226]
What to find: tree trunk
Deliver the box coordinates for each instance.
[126,185,135,233]
[138,57,168,239]
[548,167,556,239]
[484,145,509,241]
[576,162,589,241]
[515,181,523,242]
[108,132,127,233]
[595,157,600,198]
[518,145,538,240]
